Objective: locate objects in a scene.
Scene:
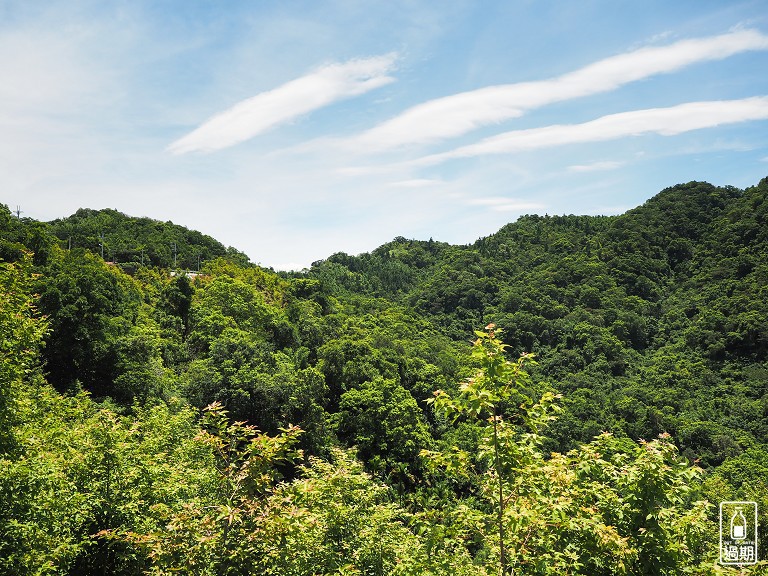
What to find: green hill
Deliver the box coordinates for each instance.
[48,207,248,269]
[1,177,766,574]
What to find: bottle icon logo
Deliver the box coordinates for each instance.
[731,507,747,540]
[720,501,758,565]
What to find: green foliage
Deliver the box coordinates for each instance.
[37,248,144,399]
[0,388,218,575]
[116,402,303,575]
[2,177,768,573]
[188,274,294,354]
[265,449,483,576]
[426,325,561,574]
[159,274,193,337]
[48,208,232,269]
[0,255,48,452]
[426,328,715,575]
[335,377,432,472]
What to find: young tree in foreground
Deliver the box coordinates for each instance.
[426,324,560,575]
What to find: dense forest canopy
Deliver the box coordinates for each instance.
[1,177,767,574]
[47,208,249,269]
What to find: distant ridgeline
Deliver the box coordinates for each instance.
[46,207,249,270]
[1,176,766,456]
[305,177,768,459]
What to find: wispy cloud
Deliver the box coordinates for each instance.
[355,29,768,149]
[168,53,398,154]
[388,178,444,188]
[415,97,768,164]
[568,161,625,172]
[467,197,546,212]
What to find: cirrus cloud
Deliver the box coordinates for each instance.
[568,161,625,172]
[355,29,768,150]
[168,53,398,154]
[414,97,768,164]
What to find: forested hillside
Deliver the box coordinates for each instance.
[47,208,249,269]
[1,177,766,574]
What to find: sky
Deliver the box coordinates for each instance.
[2,1,768,270]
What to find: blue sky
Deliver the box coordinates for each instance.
[2,1,768,269]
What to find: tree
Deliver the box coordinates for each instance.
[335,377,432,474]
[37,249,142,398]
[0,255,48,452]
[425,325,714,575]
[120,402,303,575]
[427,324,559,575]
[159,274,193,339]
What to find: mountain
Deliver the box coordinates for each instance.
[1,176,766,574]
[306,178,768,459]
[47,207,248,269]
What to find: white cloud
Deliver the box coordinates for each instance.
[335,164,400,177]
[467,197,546,212]
[168,53,398,154]
[388,178,443,188]
[568,161,625,172]
[355,29,768,149]
[416,97,768,164]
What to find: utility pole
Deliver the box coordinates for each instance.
[14,205,22,219]
[171,242,177,268]
[99,233,105,259]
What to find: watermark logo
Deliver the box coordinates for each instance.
[720,501,758,565]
